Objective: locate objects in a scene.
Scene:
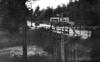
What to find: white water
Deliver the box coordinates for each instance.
[27,21,92,39]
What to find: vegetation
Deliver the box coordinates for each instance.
[0,0,30,33]
[0,0,100,61]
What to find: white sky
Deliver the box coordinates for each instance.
[26,0,77,11]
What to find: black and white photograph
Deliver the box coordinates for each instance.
[0,0,99,62]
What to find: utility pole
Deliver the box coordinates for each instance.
[60,13,65,62]
[75,47,78,62]
[61,28,65,62]
[50,14,71,62]
[22,24,28,60]
[79,0,83,25]
[30,1,33,27]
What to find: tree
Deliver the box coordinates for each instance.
[0,0,30,33]
[79,0,100,61]
[0,0,32,60]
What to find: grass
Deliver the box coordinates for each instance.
[0,28,92,62]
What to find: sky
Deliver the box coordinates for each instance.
[26,0,76,11]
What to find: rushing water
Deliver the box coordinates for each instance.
[27,21,92,39]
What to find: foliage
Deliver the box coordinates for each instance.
[0,0,30,33]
